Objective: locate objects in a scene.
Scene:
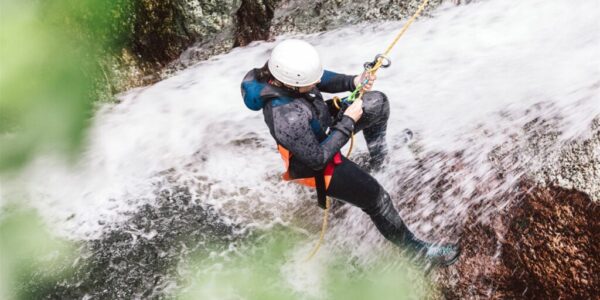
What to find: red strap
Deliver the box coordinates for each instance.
[333,152,342,165]
[324,152,342,177]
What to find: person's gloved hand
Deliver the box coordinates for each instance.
[353,72,377,91]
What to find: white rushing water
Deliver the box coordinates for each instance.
[4,0,599,297]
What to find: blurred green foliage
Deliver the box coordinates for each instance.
[0,0,134,171]
[0,0,133,297]
[0,208,76,300]
[180,228,431,300]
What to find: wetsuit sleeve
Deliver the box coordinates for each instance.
[316,70,356,93]
[273,105,355,170]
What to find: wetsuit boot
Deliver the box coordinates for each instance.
[423,243,461,266]
[365,189,461,267]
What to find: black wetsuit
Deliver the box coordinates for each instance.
[241,68,428,252]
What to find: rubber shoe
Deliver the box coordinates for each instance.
[391,128,414,151]
[425,244,461,267]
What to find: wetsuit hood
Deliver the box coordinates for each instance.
[241,69,300,111]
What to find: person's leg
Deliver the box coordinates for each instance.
[326,156,427,251]
[356,91,390,170]
[326,157,461,266]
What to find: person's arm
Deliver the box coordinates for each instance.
[273,104,355,170]
[316,70,357,94]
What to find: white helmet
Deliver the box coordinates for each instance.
[268,39,324,87]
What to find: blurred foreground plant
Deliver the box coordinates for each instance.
[0,0,134,171]
[0,1,132,298]
[179,228,432,300]
[0,208,76,300]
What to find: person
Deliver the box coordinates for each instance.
[241,39,459,266]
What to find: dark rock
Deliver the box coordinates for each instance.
[163,0,449,84]
[44,186,240,299]
[387,112,599,299]
[235,0,281,47]
[105,0,241,95]
[438,184,600,299]
[101,0,468,96]
[269,0,443,36]
[529,117,600,202]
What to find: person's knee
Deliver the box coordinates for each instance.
[362,91,390,122]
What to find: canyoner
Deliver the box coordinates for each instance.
[239,0,460,267]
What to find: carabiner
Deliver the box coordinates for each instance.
[363,54,392,70]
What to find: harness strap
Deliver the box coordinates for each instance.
[315,173,327,209]
[277,144,342,209]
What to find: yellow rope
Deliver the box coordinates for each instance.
[305,0,429,261]
[331,0,428,157]
[347,132,355,156]
[305,197,331,261]
[358,0,430,105]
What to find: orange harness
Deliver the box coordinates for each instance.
[277,144,342,208]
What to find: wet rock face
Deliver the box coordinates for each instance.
[269,0,442,35]
[131,0,239,65]
[45,186,238,299]
[148,0,443,59]
[440,184,600,299]
[163,0,454,85]
[387,114,600,299]
[504,186,599,298]
[99,0,241,97]
[235,0,280,47]
[106,0,453,93]
[530,118,600,202]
